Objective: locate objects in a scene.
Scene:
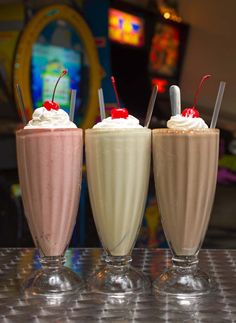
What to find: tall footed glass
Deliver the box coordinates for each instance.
[152,129,219,296]
[85,128,151,296]
[16,128,84,298]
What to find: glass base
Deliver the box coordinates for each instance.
[153,256,215,297]
[88,255,151,297]
[21,256,84,299]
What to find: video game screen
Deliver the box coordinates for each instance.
[109,8,145,47]
[31,43,81,114]
[149,22,180,77]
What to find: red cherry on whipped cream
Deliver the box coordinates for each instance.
[44,100,59,111]
[43,70,67,111]
[111,108,129,119]
[181,74,211,118]
[182,107,199,118]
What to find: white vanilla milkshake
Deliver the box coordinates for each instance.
[85,111,151,256]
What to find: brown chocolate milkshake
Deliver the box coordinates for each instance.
[152,128,219,256]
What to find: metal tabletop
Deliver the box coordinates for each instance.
[0,248,235,322]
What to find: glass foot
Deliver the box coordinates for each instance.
[153,256,215,297]
[88,255,151,296]
[21,256,84,298]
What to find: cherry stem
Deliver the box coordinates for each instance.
[52,70,67,102]
[193,74,211,108]
[111,76,120,108]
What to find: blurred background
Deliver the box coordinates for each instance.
[0,0,235,249]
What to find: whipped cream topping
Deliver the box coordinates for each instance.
[167,114,208,130]
[24,107,77,129]
[93,115,143,129]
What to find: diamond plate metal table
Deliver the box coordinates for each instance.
[0,248,235,322]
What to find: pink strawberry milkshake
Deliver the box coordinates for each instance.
[16,107,83,257]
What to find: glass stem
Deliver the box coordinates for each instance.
[40,255,65,270]
[105,255,132,271]
[172,255,199,273]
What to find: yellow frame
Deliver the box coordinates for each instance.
[14,4,101,129]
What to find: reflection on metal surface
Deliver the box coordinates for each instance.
[0,248,235,321]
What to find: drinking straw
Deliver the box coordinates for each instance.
[144,85,158,127]
[210,81,226,128]
[69,89,77,122]
[169,85,181,115]
[16,84,27,125]
[98,88,106,121]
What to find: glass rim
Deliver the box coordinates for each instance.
[152,128,219,135]
[16,128,82,135]
[85,127,151,134]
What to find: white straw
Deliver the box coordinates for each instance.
[69,89,77,122]
[98,88,106,121]
[144,85,158,127]
[169,85,181,115]
[210,81,226,128]
[16,84,27,125]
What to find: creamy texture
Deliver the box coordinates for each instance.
[16,129,83,256]
[85,128,151,256]
[167,114,208,130]
[93,115,143,129]
[152,129,219,256]
[24,107,77,129]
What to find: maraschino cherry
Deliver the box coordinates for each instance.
[111,108,129,119]
[43,70,67,111]
[182,74,211,118]
[110,76,129,119]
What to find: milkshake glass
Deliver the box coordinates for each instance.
[85,120,151,295]
[152,128,219,296]
[16,108,84,297]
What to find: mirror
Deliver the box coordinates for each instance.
[14,4,101,128]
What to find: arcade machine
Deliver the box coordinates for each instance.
[13,4,101,129]
[108,0,189,123]
[148,10,189,121]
